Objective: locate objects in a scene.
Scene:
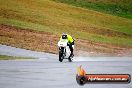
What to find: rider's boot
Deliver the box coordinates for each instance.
[70,52,74,58]
[68,53,74,62]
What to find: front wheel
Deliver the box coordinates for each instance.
[59,51,63,62]
[59,47,64,62]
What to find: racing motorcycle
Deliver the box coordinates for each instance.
[58,39,74,62]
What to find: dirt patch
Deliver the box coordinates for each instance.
[76,39,132,56]
[0,24,59,54]
[0,24,131,56]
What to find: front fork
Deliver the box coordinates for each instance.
[59,47,66,57]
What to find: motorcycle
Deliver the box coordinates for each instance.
[58,39,74,62]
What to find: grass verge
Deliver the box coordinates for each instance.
[0,55,34,60]
[53,0,132,19]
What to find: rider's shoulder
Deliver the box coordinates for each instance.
[67,34,72,37]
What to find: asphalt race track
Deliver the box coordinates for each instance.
[0,44,132,88]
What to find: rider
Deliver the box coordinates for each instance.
[60,33,74,57]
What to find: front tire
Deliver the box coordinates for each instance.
[59,51,63,62]
[59,47,64,62]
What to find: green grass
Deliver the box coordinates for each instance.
[53,0,132,19]
[0,0,132,47]
[0,55,34,60]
